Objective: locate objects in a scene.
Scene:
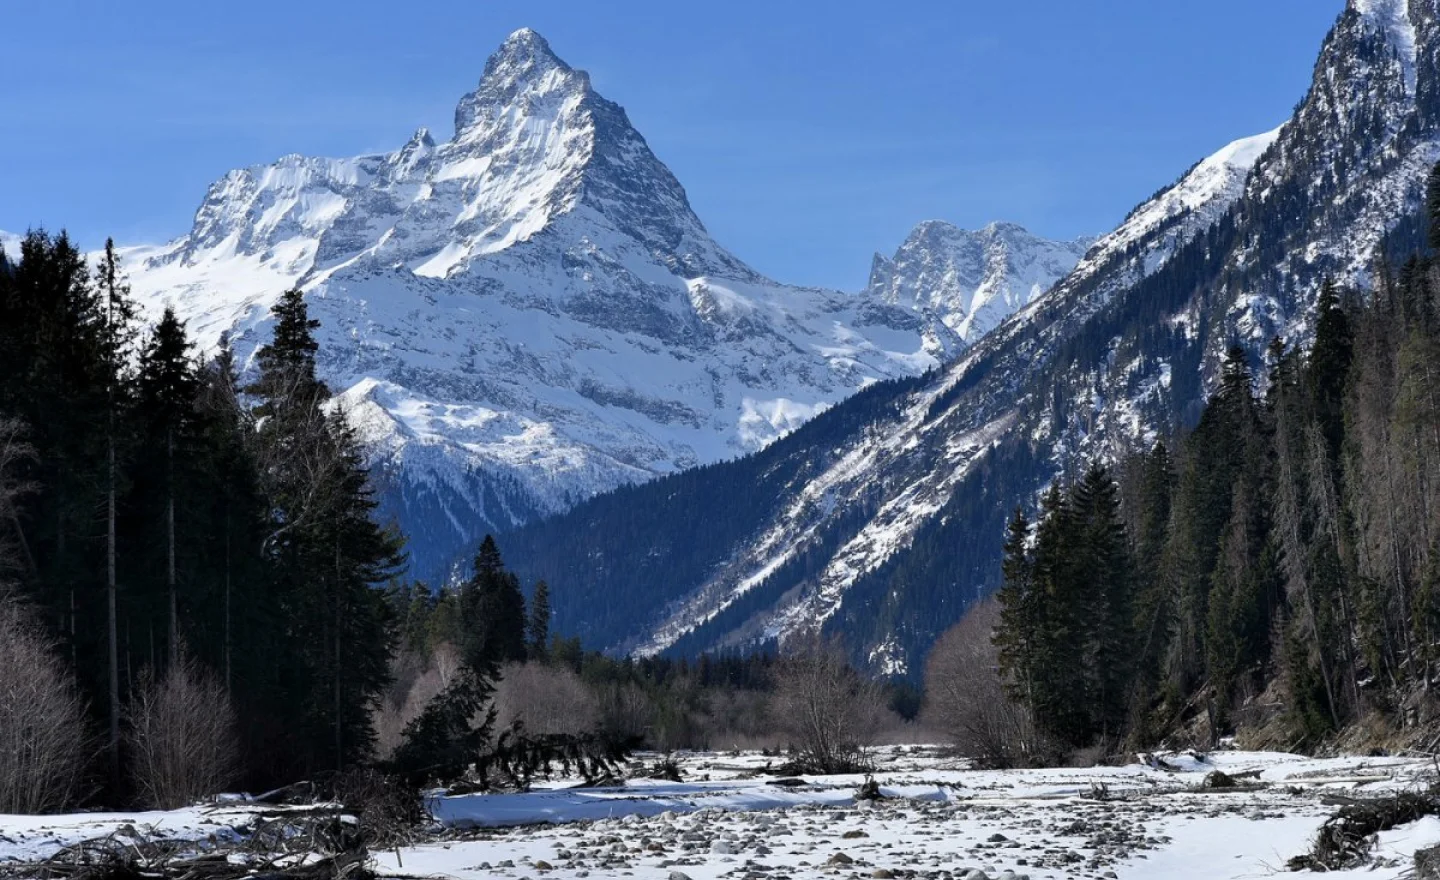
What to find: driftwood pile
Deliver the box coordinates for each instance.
[1287,792,1440,871]
[0,809,373,880]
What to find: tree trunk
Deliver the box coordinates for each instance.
[333,541,343,773]
[224,519,232,694]
[107,428,120,792]
[167,429,177,666]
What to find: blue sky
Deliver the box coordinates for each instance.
[2,0,1340,290]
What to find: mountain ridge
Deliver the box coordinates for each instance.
[499,0,1440,672]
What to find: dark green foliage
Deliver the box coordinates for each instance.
[992,184,1440,749]
[247,291,403,775]
[527,580,551,660]
[994,468,1135,749]
[388,668,497,786]
[459,536,527,667]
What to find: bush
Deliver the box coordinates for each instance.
[126,654,238,809]
[924,599,1044,769]
[0,596,92,813]
[770,636,883,774]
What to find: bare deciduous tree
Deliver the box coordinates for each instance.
[126,654,238,809]
[925,599,1043,768]
[770,636,883,773]
[0,597,92,813]
[493,661,600,737]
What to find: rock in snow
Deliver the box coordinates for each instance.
[99,28,1087,583]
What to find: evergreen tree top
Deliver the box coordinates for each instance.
[138,308,200,434]
[473,535,505,578]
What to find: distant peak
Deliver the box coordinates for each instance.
[906,219,1031,242]
[983,220,1030,237]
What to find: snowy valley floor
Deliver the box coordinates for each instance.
[6,747,1440,879]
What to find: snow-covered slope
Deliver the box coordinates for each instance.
[864,221,1093,344]
[116,29,1086,582]
[504,0,1440,671]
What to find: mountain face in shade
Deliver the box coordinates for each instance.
[499,0,1440,673]
[113,29,1088,583]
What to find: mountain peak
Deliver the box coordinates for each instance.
[454,28,581,140]
[495,27,567,70]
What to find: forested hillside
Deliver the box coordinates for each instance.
[983,191,1440,752]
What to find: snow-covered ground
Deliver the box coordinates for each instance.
[5,747,1440,879]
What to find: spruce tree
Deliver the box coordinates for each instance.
[1308,279,1353,461]
[135,308,200,666]
[994,507,1037,711]
[1070,465,1135,739]
[96,238,138,789]
[527,579,551,660]
[248,289,400,773]
[460,535,528,667]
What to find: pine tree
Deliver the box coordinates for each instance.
[1128,443,1173,694]
[193,333,267,696]
[1029,487,1091,746]
[1070,465,1135,739]
[1308,279,1353,462]
[1426,161,1440,254]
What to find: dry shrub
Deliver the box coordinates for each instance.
[0,596,92,813]
[126,654,238,809]
[696,687,781,751]
[923,598,1043,769]
[595,681,653,743]
[493,661,600,736]
[770,636,884,773]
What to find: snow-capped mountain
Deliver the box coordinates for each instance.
[502,0,1440,671]
[112,29,1083,582]
[865,221,1094,344]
